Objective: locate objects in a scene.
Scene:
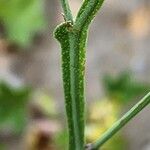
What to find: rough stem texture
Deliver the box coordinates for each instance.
[54,1,150,150]
[54,0,105,150]
[60,0,73,22]
[90,92,150,150]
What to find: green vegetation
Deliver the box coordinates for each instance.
[0,0,46,47]
[103,72,150,104]
[54,1,150,150]
[0,82,31,133]
[54,0,104,149]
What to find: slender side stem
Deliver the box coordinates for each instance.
[60,0,73,22]
[74,0,105,30]
[90,92,150,150]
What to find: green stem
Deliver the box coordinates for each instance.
[56,0,106,150]
[90,92,150,150]
[75,0,105,30]
[60,0,73,22]
[69,31,86,150]
[54,23,86,150]
[56,1,150,150]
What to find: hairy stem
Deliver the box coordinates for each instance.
[75,0,105,30]
[90,92,150,150]
[55,0,106,150]
[54,23,86,150]
[55,1,150,150]
[60,0,73,22]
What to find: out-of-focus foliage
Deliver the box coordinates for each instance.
[86,99,118,141]
[103,72,150,104]
[0,0,46,47]
[86,99,127,150]
[32,91,57,117]
[54,130,68,150]
[0,144,5,150]
[103,135,127,150]
[84,72,150,150]
[0,82,31,133]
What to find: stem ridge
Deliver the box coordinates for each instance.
[55,0,106,149]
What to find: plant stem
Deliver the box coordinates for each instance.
[56,0,106,150]
[90,92,150,150]
[54,23,86,150]
[56,1,150,149]
[75,0,105,30]
[60,0,73,22]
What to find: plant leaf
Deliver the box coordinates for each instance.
[0,0,46,47]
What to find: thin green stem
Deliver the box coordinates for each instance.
[74,0,105,30]
[60,0,73,22]
[90,92,150,150]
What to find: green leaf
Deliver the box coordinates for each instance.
[0,0,46,47]
[103,72,150,104]
[0,82,31,133]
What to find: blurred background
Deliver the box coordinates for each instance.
[0,0,150,150]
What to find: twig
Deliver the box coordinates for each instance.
[89,92,150,150]
[60,0,73,22]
